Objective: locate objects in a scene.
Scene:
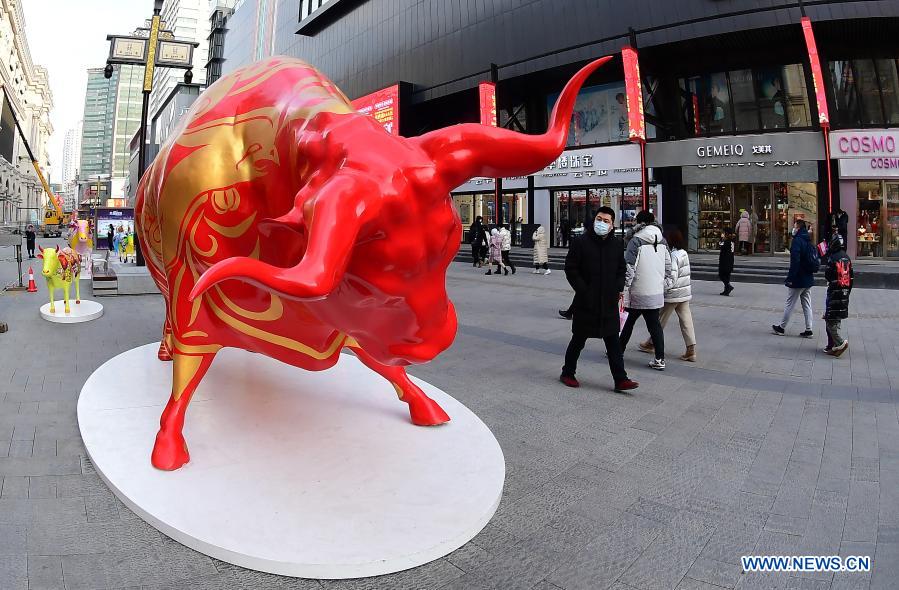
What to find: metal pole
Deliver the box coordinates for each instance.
[15,244,22,288]
[134,90,150,267]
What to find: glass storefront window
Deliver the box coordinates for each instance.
[829,60,862,127]
[857,181,883,257]
[684,72,733,135]
[875,59,899,125]
[698,185,732,251]
[452,193,496,242]
[853,60,883,125]
[886,183,899,258]
[774,182,818,253]
[782,64,812,128]
[753,185,773,254]
[730,69,759,132]
[757,67,787,130]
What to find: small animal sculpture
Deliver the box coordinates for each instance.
[38,245,82,314]
[69,216,94,273]
[136,55,611,470]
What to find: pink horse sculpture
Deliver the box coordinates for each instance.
[68,216,93,273]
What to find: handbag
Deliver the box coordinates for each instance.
[618,300,629,333]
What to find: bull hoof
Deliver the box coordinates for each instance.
[75,300,81,304]
[409,397,451,427]
[151,430,190,470]
[157,342,173,362]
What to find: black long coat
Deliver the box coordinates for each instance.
[824,249,853,320]
[564,231,626,338]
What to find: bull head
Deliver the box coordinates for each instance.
[189,56,612,302]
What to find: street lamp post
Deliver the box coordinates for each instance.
[105,0,198,266]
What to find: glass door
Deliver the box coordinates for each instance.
[753,184,772,254]
[886,182,899,258]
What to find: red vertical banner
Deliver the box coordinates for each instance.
[692,95,702,135]
[622,46,648,209]
[478,82,497,127]
[801,17,830,128]
[801,16,833,213]
[621,46,646,142]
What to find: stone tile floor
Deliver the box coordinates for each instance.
[0,249,897,589]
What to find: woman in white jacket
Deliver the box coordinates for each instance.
[639,228,697,361]
[532,225,550,274]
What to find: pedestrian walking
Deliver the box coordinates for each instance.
[469,216,487,267]
[485,228,507,275]
[24,224,36,258]
[822,233,853,357]
[619,210,672,370]
[500,225,516,274]
[560,206,638,392]
[718,227,735,296]
[735,210,752,255]
[638,228,697,361]
[560,217,571,248]
[106,224,115,252]
[772,219,818,338]
[532,225,550,274]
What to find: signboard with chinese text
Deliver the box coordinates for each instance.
[352,85,400,136]
[622,46,646,142]
[479,82,497,127]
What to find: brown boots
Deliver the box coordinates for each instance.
[680,345,696,362]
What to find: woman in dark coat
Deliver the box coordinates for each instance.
[468,216,487,267]
[823,233,853,357]
[561,206,638,392]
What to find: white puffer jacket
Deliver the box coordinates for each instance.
[532,226,549,264]
[500,227,512,251]
[624,223,672,309]
[665,248,692,303]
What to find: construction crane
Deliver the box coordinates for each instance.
[1,86,67,237]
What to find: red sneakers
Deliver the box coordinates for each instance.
[614,379,639,392]
[559,374,580,388]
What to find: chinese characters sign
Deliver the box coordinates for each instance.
[479,82,497,127]
[801,17,830,127]
[622,46,646,143]
[352,85,400,136]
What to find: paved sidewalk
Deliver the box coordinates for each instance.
[0,255,897,589]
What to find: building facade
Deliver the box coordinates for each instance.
[79,68,118,188]
[111,65,143,200]
[206,1,237,86]
[219,0,899,259]
[62,123,82,187]
[0,0,53,225]
[149,0,211,121]
[219,0,277,77]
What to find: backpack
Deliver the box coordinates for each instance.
[835,258,851,288]
[801,240,820,274]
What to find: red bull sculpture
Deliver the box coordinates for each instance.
[135,55,611,470]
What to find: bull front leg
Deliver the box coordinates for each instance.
[151,350,218,470]
[74,269,81,304]
[62,281,71,314]
[349,344,450,426]
[47,281,56,313]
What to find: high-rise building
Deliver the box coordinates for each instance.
[79,68,117,183]
[62,122,82,187]
[220,0,277,77]
[111,66,143,200]
[0,0,54,224]
[206,1,237,86]
[149,0,211,120]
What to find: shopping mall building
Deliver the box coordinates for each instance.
[220,0,899,259]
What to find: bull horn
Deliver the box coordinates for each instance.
[413,56,613,187]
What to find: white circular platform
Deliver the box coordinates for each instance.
[77,344,505,579]
[40,299,103,323]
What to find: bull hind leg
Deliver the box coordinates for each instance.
[62,282,71,314]
[151,351,217,470]
[157,316,174,361]
[350,345,450,426]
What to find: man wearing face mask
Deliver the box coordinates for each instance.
[560,206,639,392]
[772,219,818,338]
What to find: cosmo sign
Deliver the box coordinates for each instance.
[831,130,899,178]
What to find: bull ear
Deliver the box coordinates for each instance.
[36,252,43,259]
[55,245,60,252]
[413,56,612,188]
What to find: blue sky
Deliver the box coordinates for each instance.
[21,0,149,183]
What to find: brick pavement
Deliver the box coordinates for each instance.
[0,248,897,589]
